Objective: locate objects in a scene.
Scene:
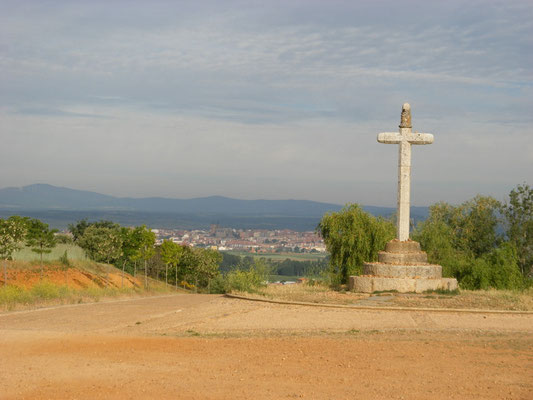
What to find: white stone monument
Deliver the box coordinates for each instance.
[349,103,458,293]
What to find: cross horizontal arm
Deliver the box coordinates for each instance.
[407,132,434,145]
[377,132,402,144]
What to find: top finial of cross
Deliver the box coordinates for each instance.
[399,103,412,129]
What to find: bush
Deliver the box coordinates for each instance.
[59,250,70,267]
[211,260,271,293]
[30,281,69,300]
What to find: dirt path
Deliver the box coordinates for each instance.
[1,294,532,399]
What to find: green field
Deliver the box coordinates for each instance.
[13,244,88,262]
[225,251,327,262]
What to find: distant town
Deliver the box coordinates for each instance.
[151,224,326,254]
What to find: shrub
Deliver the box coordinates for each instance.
[212,260,271,293]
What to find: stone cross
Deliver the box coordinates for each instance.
[377,103,434,241]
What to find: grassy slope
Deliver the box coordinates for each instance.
[13,243,88,261]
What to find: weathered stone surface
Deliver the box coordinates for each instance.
[377,103,433,241]
[384,240,421,253]
[377,251,428,264]
[348,276,458,294]
[363,263,441,278]
[399,102,412,128]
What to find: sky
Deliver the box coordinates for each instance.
[1,0,532,206]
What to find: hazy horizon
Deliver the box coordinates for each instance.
[2,1,531,207]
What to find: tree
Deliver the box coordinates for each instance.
[413,196,525,290]
[78,225,123,264]
[317,204,395,284]
[133,226,156,287]
[119,227,144,286]
[26,218,58,279]
[502,184,533,277]
[0,216,28,285]
[193,248,222,290]
[160,240,183,287]
[418,196,501,258]
[68,219,90,242]
[69,219,119,242]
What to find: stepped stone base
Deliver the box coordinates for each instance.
[363,263,442,278]
[349,239,458,293]
[349,275,458,293]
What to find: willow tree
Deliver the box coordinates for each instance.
[317,204,395,284]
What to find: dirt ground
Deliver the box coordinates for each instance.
[1,294,532,399]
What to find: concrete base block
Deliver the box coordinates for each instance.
[349,275,458,293]
[363,263,442,278]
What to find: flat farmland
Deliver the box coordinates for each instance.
[1,294,532,399]
[225,250,327,261]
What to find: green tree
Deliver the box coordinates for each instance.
[317,204,395,284]
[502,184,533,277]
[133,226,156,287]
[69,219,119,242]
[420,196,501,258]
[413,196,525,290]
[193,248,222,290]
[26,218,58,279]
[160,240,183,287]
[78,225,123,264]
[118,226,144,278]
[0,216,29,285]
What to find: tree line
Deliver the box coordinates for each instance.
[68,219,223,290]
[318,184,533,290]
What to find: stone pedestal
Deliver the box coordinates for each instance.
[349,240,458,293]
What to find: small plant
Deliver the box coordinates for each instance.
[59,250,70,267]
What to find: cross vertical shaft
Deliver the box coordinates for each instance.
[397,128,412,241]
[377,103,434,242]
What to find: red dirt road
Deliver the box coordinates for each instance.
[1,294,532,399]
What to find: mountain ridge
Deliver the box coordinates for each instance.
[0,184,430,230]
[0,183,345,216]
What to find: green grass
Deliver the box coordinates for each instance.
[225,251,327,262]
[13,244,88,262]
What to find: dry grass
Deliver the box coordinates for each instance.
[393,288,533,311]
[240,283,369,305]
[241,283,533,311]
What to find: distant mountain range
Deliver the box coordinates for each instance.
[0,184,429,230]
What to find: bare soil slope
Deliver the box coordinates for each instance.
[1,261,141,289]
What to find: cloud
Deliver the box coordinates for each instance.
[0,0,531,205]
